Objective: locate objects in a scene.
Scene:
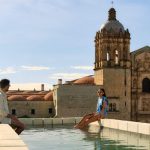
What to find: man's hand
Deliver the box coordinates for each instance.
[7,114,11,118]
[7,114,16,119]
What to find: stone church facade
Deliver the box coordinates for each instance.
[54,7,150,123]
[94,7,150,122]
[131,46,150,122]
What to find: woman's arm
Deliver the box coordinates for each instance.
[100,101,107,117]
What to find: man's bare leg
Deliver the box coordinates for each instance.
[10,116,25,135]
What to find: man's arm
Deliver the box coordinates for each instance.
[0,94,10,118]
[0,95,7,117]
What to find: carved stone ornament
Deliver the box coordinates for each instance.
[142,98,150,111]
[133,79,137,88]
[144,62,150,71]
[144,52,150,62]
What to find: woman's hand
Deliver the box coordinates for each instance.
[93,112,97,115]
[97,113,102,121]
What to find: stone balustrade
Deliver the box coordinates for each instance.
[19,118,150,135]
[0,118,149,149]
[101,119,150,135]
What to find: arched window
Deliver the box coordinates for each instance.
[112,103,116,111]
[48,108,52,114]
[115,50,119,64]
[109,103,113,111]
[12,109,16,115]
[142,78,150,93]
[107,52,110,61]
[31,109,35,115]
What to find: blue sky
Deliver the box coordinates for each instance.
[0,0,149,90]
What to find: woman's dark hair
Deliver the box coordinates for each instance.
[0,79,10,88]
[99,88,106,97]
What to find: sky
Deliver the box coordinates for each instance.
[0,0,149,90]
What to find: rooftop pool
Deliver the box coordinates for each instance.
[20,125,150,150]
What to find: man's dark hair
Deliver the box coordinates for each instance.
[0,79,10,88]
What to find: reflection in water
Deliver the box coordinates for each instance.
[21,126,150,150]
[82,128,150,150]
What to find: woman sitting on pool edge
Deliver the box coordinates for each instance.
[74,88,108,129]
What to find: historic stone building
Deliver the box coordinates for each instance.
[54,8,132,120]
[131,46,150,122]
[7,7,150,122]
[94,7,131,120]
[94,7,150,122]
[53,76,99,118]
[53,7,150,122]
[7,88,55,118]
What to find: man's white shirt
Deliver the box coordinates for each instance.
[0,90,11,124]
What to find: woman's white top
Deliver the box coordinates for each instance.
[96,97,103,113]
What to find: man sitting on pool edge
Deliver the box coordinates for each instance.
[0,79,25,134]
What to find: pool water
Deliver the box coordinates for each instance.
[20,125,150,150]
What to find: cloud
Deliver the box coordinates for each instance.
[0,67,16,74]
[21,65,51,71]
[49,72,89,81]
[71,66,93,70]
[10,82,52,90]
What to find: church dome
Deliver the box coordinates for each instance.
[100,20,124,33]
[27,95,44,101]
[100,8,125,34]
[44,91,53,101]
[8,95,27,101]
[73,76,94,85]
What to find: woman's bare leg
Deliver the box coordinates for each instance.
[79,114,101,129]
[74,113,94,128]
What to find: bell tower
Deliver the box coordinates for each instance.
[94,7,131,120]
